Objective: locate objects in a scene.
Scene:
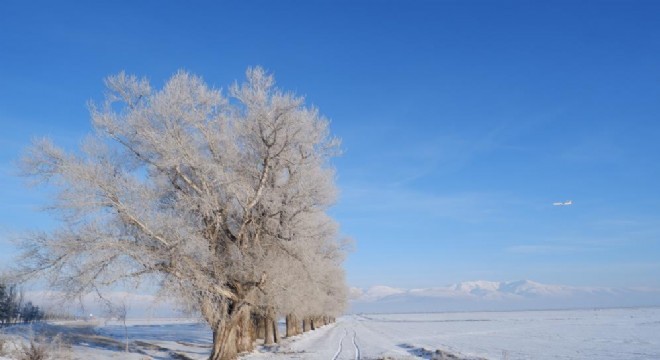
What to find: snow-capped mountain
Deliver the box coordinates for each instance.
[350,280,660,313]
[449,279,580,297]
[350,285,406,302]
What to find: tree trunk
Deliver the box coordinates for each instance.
[250,314,259,342]
[210,321,239,360]
[256,315,266,340]
[273,318,280,343]
[286,314,301,337]
[236,309,255,353]
[205,303,252,360]
[264,313,274,345]
[303,317,311,332]
[286,314,295,337]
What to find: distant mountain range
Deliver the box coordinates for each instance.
[349,280,660,313]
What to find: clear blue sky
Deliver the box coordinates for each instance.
[1,0,659,290]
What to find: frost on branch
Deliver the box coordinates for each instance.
[16,67,349,360]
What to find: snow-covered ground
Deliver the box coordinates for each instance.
[244,307,660,359]
[2,307,659,359]
[0,319,212,360]
[96,318,212,359]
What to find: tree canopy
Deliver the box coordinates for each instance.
[17,67,348,360]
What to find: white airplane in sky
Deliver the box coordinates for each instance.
[553,200,573,206]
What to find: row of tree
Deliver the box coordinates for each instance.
[0,282,45,325]
[15,67,349,359]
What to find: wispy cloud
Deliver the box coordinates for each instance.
[340,116,541,188]
[336,184,520,224]
[561,133,625,164]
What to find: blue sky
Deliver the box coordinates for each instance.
[1,1,660,290]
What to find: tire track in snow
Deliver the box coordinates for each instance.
[352,329,360,360]
[331,328,347,360]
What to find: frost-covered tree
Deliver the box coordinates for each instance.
[15,67,348,360]
[0,282,25,325]
[20,301,45,324]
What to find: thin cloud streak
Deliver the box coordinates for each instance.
[337,184,519,224]
[506,244,596,254]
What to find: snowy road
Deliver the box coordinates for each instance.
[331,328,360,360]
[242,315,463,360]
[242,319,369,360]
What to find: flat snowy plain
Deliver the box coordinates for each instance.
[2,307,659,359]
[241,308,660,360]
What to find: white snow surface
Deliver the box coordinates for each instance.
[243,308,660,359]
[2,308,659,359]
[0,318,211,360]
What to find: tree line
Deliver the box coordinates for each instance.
[0,282,45,325]
[14,67,349,359]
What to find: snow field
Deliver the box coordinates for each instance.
[246,308,660,359]
[2,308,659,359]
[350,308,660,359]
